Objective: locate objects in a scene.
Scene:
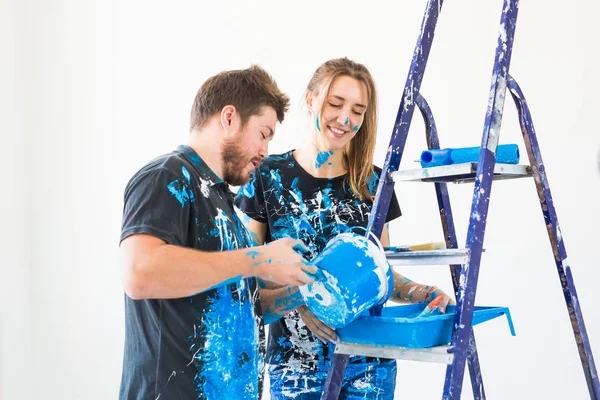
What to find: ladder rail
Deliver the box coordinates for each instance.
[443,0,520,398]
[507,75,600,399]
[415,92,486,400]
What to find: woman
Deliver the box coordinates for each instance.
[236,58,454,399]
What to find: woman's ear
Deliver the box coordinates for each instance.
[305,91,314,111]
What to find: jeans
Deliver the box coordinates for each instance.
[268,359,397,400]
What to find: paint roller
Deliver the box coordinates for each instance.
[420,144,520,168]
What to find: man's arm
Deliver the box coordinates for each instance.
[120,234,316,300]
[243,216,289,290]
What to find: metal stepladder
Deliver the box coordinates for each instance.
[321,0,600,399]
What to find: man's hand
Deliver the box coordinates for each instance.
[250,238,317,286]
[298,305,337,344]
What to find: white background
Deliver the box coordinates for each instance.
[2,0,599,399]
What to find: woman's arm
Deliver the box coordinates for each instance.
[383,223,455,312]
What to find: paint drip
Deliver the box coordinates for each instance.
[299,232,393,328]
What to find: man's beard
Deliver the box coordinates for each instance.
[221,137,259,186]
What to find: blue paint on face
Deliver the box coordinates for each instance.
[315,151,334,169]
[354,125,359,131]
[345,117,349,125]
[167,166,195,207]
[316,116,321,132]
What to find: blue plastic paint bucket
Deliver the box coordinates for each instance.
[299,232,394,328]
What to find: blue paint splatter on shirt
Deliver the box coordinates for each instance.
[241,175,256,198]
[367,170,380,196]
[167,166,195,207]
[190,281,261,398]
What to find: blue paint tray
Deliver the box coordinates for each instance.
[337,304,515,349]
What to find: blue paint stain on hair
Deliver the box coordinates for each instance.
[167,166,195,207]
[316,116,321,132]
[315,151,334,169]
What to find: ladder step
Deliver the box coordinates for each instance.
[386,248,470,266]
[391,162,532,184]
[334,341,454,364]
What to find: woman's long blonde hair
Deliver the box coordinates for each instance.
[306,57,378,200]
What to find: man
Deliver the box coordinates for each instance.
[119,65,317,400]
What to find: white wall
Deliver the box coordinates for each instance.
[4,0,599,399]
[1,0,31,399]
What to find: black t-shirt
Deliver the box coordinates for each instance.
[119,145,264,400]
[235,150,401,371]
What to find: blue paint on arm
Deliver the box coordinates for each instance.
[246,250,261,259]
[263,288,305,324]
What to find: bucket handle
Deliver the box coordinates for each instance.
[347,226,385,253]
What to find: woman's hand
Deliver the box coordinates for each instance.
[297,305,337,344]
[422,286,455,313]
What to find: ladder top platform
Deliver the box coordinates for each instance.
[386,248,471,266]
[391,162,532,184]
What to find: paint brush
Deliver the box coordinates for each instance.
[416,295,444,318]
[384,242,446,252]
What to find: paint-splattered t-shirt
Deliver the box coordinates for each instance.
[119,145,265,400]
[235,150,401,370]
